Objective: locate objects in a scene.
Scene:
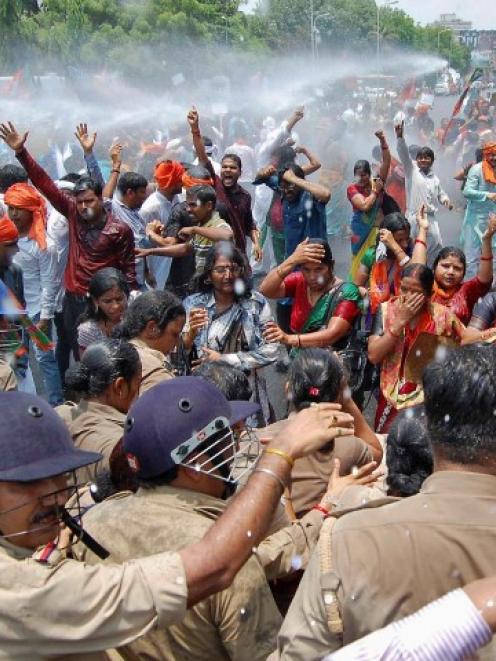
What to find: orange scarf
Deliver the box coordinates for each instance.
[482,142,496,185]
[4,183,47,250]
[154,161,185,190]
[369,260,400,313]
[432,280,458,301]
[182,171,214,189]
[0,216,19,243]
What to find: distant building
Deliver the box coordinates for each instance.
[435,13,473,33]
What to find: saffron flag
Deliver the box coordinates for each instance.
[441,68,484,145]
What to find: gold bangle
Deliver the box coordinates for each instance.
[264,447,295,468]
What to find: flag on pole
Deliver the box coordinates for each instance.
[0,279,54,352]
[441,68,484,145]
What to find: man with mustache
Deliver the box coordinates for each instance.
[0,387,350,657]
[0,121,138,362]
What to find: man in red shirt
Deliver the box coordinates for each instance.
[0,121,137,363]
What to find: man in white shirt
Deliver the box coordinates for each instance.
[395,120,452,265]
[5,182,63,405]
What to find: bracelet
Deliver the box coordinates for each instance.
[399,255,410,267]
[264,447,295,468]
[296,334,302,349]
[254,468,287,491]
[415,239,427,247]
[312,504,330,517]
[480,255,492,262]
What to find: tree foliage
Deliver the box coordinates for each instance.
[0,0,471,79]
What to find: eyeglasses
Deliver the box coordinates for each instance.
[211,265,243,276]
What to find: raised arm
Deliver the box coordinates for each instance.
[102,143,123,200]
[0,122,72,219]
[478,213,496,284]
[410,205,428,264]
[187,107,209,167]
[395,121,413,176]
[295,145,321,176]
[282,168,330,204]
[74,123,105,189]
[349,179,383,212]
[375,130,391,183]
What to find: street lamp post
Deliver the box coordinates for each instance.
[376,0,398,72]
[314,12,330,59]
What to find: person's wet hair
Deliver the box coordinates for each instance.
[353,159,371,177]
[288,348,344,411]
[117,290,185,339]
[186,184,216,206]
[0,164,27,193]
[193,241,252,297]
[386,406,433,497]
[401,263,434,296]
[423,345,496,464]
[73,176,103,197]
[381,212,411,235]
[194,362,252,401]
[117,171,148,195]
[416,146,435,163]
[65,339,140,397]
[221,153,242,170]
[79,267,129,324]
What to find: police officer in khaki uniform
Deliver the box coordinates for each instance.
[118,290,181,393]
[275,345,496,659]
[0,384,352,657]
[58,340,141,484]
[0,355,16,391]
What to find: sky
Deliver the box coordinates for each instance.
[242,0,496,31]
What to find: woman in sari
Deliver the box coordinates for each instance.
[354,209,429,314]
[368,263,464,433]
[260,239,361,353]
[347,130,392,279]
[182,242,278,425]
[430,213,496,325]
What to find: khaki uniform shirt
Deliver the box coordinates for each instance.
[129,338,174,394]
[0,537,187,660]
[276,471,496,660]
[67,400,125,484]
[258,419,373,516]
[76,485,282,661]
[0,356,17,392]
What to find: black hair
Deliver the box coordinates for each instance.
[186,184,216,206]
[0,164,28,193]
[288,348,344,411]
[118,290,185,339]
[386,406,433,497]
[381,212,411,235]
[202,136,213,148]
[271,144,296,169]
[60,172,82,184]
[73,176,103,197]
[194,362,252,401]
[186,164,212,181]
[353,159,371,176]
[193,241,252,297]
[416,146,435,163]
[401,262,434,296]
[432,247,466,278]
[283,162,305,180]
[306,238,334,268]
[423,345,496,464]
[65,339,140,397]
[117,171,148,195]
[222,153,242,170]
[79,268,129,324]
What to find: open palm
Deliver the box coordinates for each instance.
[0,121,28,152]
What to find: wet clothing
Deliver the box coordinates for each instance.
[471,291,496,328]
[128,337,174,394]
[431,276,490,325]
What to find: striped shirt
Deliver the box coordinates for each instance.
[327,589,491,661]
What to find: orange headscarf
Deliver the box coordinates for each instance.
[482,142,496,186]
[154,161,185,190]
[0,216,19,244]
[181,171,214,189]
[4,183,47,250]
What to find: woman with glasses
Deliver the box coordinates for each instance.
[182,242,279,425]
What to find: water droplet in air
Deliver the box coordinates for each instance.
[176,576,184,585]
[444,414,450,423]
[234,278,245,297]
[324,593,334,605]
[247,530,252,538]
[291,555,303,571]
[435,345,448,362]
